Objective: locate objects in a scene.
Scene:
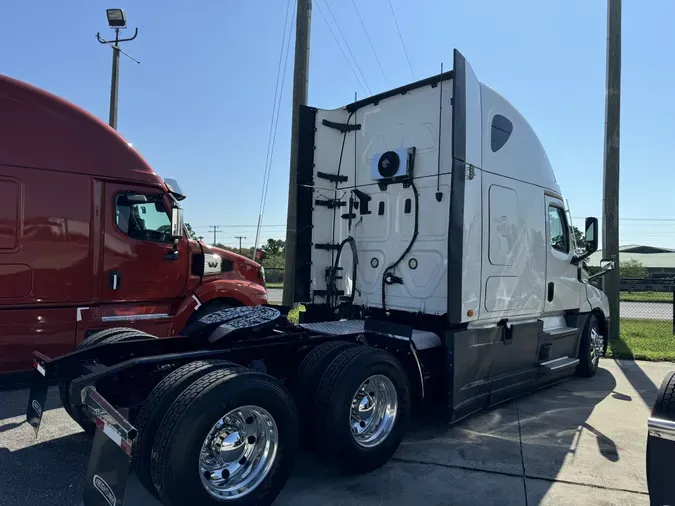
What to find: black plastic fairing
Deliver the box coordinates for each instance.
[447,49,468,324]
[294,106,318,302]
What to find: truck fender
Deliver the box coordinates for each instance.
[173,281,267,332]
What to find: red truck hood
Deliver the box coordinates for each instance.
[202,244,261,270]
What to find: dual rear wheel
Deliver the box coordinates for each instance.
[130,342,409,505]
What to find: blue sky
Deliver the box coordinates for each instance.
[3,1,675,249]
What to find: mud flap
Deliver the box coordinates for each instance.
[83,427,132,506]
[80,386,137,506]
[26,367,48,437]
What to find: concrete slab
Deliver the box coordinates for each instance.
[396,402,525,476]
[276,455,526,506]
[527,478,649,505]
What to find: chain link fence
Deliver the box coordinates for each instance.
[264,267,284,305]
[262,271,674,359]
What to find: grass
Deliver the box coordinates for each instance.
[607,319,675,361]
[266,282,284,289]
[620,291,673,303]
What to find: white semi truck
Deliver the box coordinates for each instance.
[25,50,612,506]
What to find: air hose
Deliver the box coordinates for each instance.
[381,180,419,312]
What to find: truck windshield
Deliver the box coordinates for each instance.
[116,194,172,243]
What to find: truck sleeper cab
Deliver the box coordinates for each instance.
[0,74,267,375]
[294,49,611,420]
[23,50,611,506]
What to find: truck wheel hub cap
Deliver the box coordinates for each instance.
[590,327,604,363]
[350,374,398,448]
[199,405,278,500]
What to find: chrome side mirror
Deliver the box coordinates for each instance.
[171,207,184,239]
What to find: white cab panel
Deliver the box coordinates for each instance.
[308,76,453,314]
[544,195,581,313]
[479,173,546,322]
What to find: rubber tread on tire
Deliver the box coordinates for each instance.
[576,314,599,378]
[291,340,356,433]
[311,345,411,474]
[150,366,299,506]
[132,359,242,498]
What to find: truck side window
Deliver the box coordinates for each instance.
[548,205,569,253]
[115,194,173,243]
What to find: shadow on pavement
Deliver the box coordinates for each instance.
[0,432,90,506]
[0,386,62,421]
[614,359,659,409]
[395,367,620,502]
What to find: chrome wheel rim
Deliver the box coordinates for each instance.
[199,405,278,501]
[350,374,398,448]
[590,326,603,364]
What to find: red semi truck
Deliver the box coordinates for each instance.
[0,75,267,375]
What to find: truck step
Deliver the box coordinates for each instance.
[538,356,579,373]
[545,326,578,338]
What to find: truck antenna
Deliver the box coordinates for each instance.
[435,62,444,202]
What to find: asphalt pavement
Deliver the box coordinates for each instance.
[1,358,671,505]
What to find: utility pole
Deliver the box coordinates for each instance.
[235,236,247,254]
[209,225,221,245]
[602,0,622,342]
[283,0,312,307]
[96,9,139,130]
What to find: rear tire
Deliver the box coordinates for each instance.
[133,359,242,499]
[577,314,601,378]
[290,341,356,441]
[59,329,155,433]
[150,366,299,506]
[311,346,410,474]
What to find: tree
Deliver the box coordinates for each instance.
[572,226,586,250]
[262,238,285,256]
[185,222,198,241]
[620,259,647,279]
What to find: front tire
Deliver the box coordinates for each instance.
[150,366,299,506]
[577,314,602,378]
[310,346,411,474]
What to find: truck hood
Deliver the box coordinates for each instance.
[202,244,261,271]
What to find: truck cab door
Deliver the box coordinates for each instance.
[544,195,581,313]
[101,183,188,305]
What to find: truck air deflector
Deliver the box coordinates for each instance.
[294,106,318,303]
[448,50,468,323]
[448,49,483,324]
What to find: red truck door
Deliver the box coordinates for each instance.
[101,183,188,304]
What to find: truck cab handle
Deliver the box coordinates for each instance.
[164,250,180,261]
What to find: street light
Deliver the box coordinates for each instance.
[96,9,139,130]
[106,9,127,28]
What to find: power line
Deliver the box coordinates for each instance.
[573,217,675,222]
[321,0,372,95]
[191,224,286,229]
[386,0,414,79]
[208,225,221,245]
[350,0,388,86]
[314,0,371,95]
[254,0,296,254]
[234,235,247,251]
